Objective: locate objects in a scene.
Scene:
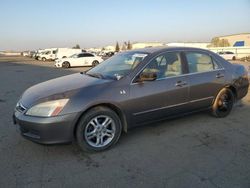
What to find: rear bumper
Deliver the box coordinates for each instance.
[235,77,249,100]
[13,111,79,144]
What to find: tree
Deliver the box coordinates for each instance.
[210,37,230,47]
[211,37,220,47]
[73,44,81,49]
[121,42,127,51]
[115,42,120,52]
[219,39,230,47]
[127,41,132,50]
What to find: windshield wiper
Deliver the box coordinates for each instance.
[84,72,117,80]
[85,72,104,79]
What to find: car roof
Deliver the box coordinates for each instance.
[78,52,94,55]
[128,46,210,54]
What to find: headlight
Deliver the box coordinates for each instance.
[26,99,69,117]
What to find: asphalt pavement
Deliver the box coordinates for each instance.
[0,56,250,188]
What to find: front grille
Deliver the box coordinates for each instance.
[16,102,27,113]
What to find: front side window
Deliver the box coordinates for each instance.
[186,52,215,73]
[78,53,85,58]
[69,54,78,58]
[141,52,182,79]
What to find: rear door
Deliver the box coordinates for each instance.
[225,51,234,60]
[83,53,95,66]
[129,51,189,124]
[184,51,225,110]
[76,53,85,66]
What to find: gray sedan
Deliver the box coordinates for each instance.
[13,47,249,152]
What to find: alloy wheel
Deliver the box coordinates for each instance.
[84,115,116,148]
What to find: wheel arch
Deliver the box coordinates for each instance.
[73,103,128,139]
[212,85,237,105]
[225,84,237,99]
[92,60,99,66]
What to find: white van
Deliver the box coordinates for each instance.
[55,48,83,59]
[38,48,57,61]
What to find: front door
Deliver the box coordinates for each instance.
[129,51,189,124]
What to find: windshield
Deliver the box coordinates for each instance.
[69,53,79,58]
[86,51,148,80]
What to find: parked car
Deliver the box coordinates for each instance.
[38,48,57,61]
[34,49,49,60]
[218,51,236,60]
[22,51,30,57]
[54,48,84,59]
[55,52,103,68]
[105,52,115,57]
[13,47,249,152]
[29,51,36,58]
[97,51,106,57]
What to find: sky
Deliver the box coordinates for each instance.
[0,0,250,51]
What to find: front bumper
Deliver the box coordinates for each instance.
[13,110,79,144]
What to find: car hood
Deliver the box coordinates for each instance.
[20,73,112,108]
[55,58,71,62]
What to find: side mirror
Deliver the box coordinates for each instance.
[138,72,157,82]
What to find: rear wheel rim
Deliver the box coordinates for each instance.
[84,115,116,148]
[217,91,233,112]
[93,61,98,66]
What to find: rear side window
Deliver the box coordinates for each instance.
[186,52,216,73]
[83,53,94,57]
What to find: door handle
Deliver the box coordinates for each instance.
[216,73,224,78]
[175,81,187,87]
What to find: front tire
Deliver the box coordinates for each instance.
[42,57,46,62]
[76,106,122,152]
[62,61,70,68]
[211,88,234,118]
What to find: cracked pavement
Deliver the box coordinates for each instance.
[0,56,250,188]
